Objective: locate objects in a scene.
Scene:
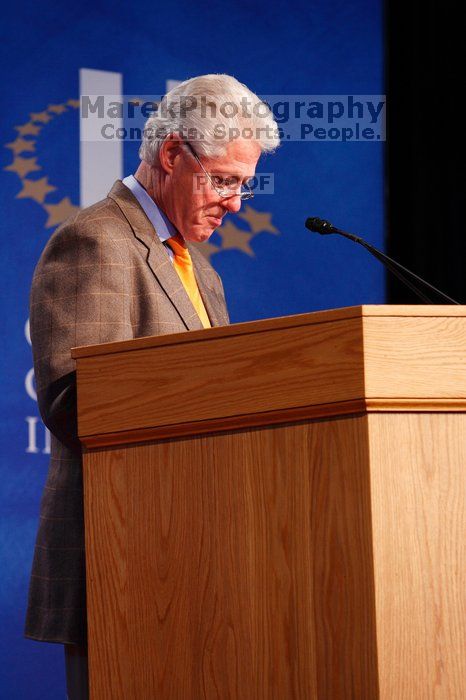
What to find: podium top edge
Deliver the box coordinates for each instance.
[71,304,466,359]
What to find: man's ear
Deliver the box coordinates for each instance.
[159,133,184,174]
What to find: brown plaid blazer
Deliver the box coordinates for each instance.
[25,180,230,645]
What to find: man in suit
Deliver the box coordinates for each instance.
[25,73,278,697]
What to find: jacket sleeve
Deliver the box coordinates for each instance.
[30,220,133,453]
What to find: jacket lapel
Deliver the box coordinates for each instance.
[189,245,230,327]
[108,181,205,331]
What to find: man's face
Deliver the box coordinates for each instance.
[161,137,262,243]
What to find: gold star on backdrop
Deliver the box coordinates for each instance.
[237,206,279,235]
[16,177,57,203]
[44,198,80,228]
[5,137,36,155]
[4,156,41,178]
[47,103,67,114]
[15,122,42,136]
[67,99,80,108]
[217,220,254,256]
[30,111,53,124]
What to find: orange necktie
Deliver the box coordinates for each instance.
[166,234,211,328]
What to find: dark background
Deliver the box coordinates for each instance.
[386,1,464,304]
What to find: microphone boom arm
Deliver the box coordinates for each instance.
[305,217,460,305]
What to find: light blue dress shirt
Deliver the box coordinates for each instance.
[122,174,177,261]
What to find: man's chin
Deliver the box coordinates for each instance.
[184,228,216,243]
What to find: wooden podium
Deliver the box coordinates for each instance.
[72,306,466,699]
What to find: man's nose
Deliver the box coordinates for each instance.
[222,194,242,214]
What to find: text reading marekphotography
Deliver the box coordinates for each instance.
[80,94,386,143]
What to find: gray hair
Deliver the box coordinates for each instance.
[139,73,279,166]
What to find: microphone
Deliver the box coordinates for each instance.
[305,217,336,235]
[305,217,460,305]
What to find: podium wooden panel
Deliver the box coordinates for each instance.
[72,306,466,699]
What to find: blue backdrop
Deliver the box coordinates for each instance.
[0,1,384,696]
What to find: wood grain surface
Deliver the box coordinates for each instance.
[84,416,380,699]
[368,413,466,698]
[76,317,365,438]
[72,305,466,360]
[79,308,466,698]
[79,398,466,450]
[74,307,466,442]
[84,412,466,698]
[363,316,466,398]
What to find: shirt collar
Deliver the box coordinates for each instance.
[122,174,178,243]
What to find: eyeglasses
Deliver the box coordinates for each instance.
[184,141,254,201]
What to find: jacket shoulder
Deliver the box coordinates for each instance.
[49,195,127,242]
[33,196,133,273]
